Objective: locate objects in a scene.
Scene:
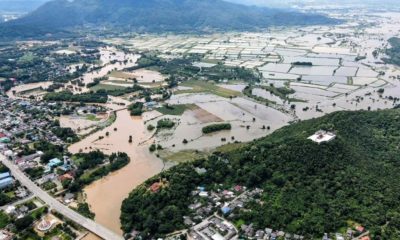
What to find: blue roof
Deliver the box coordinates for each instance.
[0,177,13,189]
[221,206,232,214]
[48,158,62,167]
[0,172,10,180]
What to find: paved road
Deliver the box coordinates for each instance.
[0,154,123,240]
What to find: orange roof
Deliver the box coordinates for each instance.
[356,226,365,232]
[360,236,370,240]
[150,182,161,193]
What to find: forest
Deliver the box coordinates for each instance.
[121,109,400,239]
[384,37,400,66]
[43,90,108,103]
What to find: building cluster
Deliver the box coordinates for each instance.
[0,96,64,151]
[184,185,308,240]
[0,96,78,204]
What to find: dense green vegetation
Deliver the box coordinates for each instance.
[121,109,400,239]
[292,61,313,66]
[44,90,108,103]
[76,203,95,219]
[202,123,232,134]
[128,102,144,116]
[384,37,400,66]
[156,104,194,116]
[67,152,130,192]
[244,84,302,105]
[0,42,100,83]
[156,119,175,129]
[51,126,79,143]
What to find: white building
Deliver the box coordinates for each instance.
[308,130,336,144]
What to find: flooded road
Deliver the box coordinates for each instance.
[69,109,165,235]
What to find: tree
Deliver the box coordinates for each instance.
[15,215,34,231]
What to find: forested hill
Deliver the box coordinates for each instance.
[0,0,337,39]
[384,37,400,66]
[121,109,400,239]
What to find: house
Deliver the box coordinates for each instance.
[0,177,13,189]
[0,230,13,240]
[308,130,336,144]
[45,158,62,173]
[150,182,162,193]
[0,172,10,180]
[255,230,264,239]
[356,226,365,233]
[221,206,231,215]
[199,191,209,197]
[58,173,74,182]
[3,150,13,159]
[360,236,370,240]
[63,193,75,204]
[0,137,10,143]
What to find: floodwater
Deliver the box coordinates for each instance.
[75,47,140,92]
[69,109,165,235]
[157,94,292,151]
[7,82,53,98]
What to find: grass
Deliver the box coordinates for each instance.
[41,181,57,191]
[159,142,246,163]
[108,71,133,79]
[30,206,47,219]
[156,104,197,116]
[44,226,73,240]
[90,83,127,92]
[176,80,241,98]
[5,191,15,198]
[85,114,100,122]
[159,150,208,163]
[216,142,246,153]
[0,211,9,228]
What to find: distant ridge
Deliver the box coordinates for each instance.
[0,0,339,39]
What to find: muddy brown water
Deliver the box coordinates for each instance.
[69,109,165,235]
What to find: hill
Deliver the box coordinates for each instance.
[121,109,400,238]
[384,37,400,66]
[0,0,337,39]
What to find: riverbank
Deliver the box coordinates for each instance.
[69,109,166,234]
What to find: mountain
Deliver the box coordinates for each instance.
[0,0,337,39]
[121,109,400,238]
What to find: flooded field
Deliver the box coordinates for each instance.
[69,110,166,235]
[73,47,140,93]
[149,93,292,152]
[7,82,53,99]
[60,10,400,237]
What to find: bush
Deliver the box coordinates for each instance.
[157,119,175,129]
[149,144,156,152]
[202,123,232,134]
[147,125,155,131]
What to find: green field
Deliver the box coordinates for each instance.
[156,104,196,116]
[90,83,128,92]
[85,114,100,121]
[175,80,241,98]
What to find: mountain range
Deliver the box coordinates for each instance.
[0,0,338,39]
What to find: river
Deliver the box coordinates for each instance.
[69,109,165,236]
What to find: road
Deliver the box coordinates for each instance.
[0,153,123,240]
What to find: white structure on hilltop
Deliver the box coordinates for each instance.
[308,130,336,144]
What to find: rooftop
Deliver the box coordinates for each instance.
[308,130,336,144]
